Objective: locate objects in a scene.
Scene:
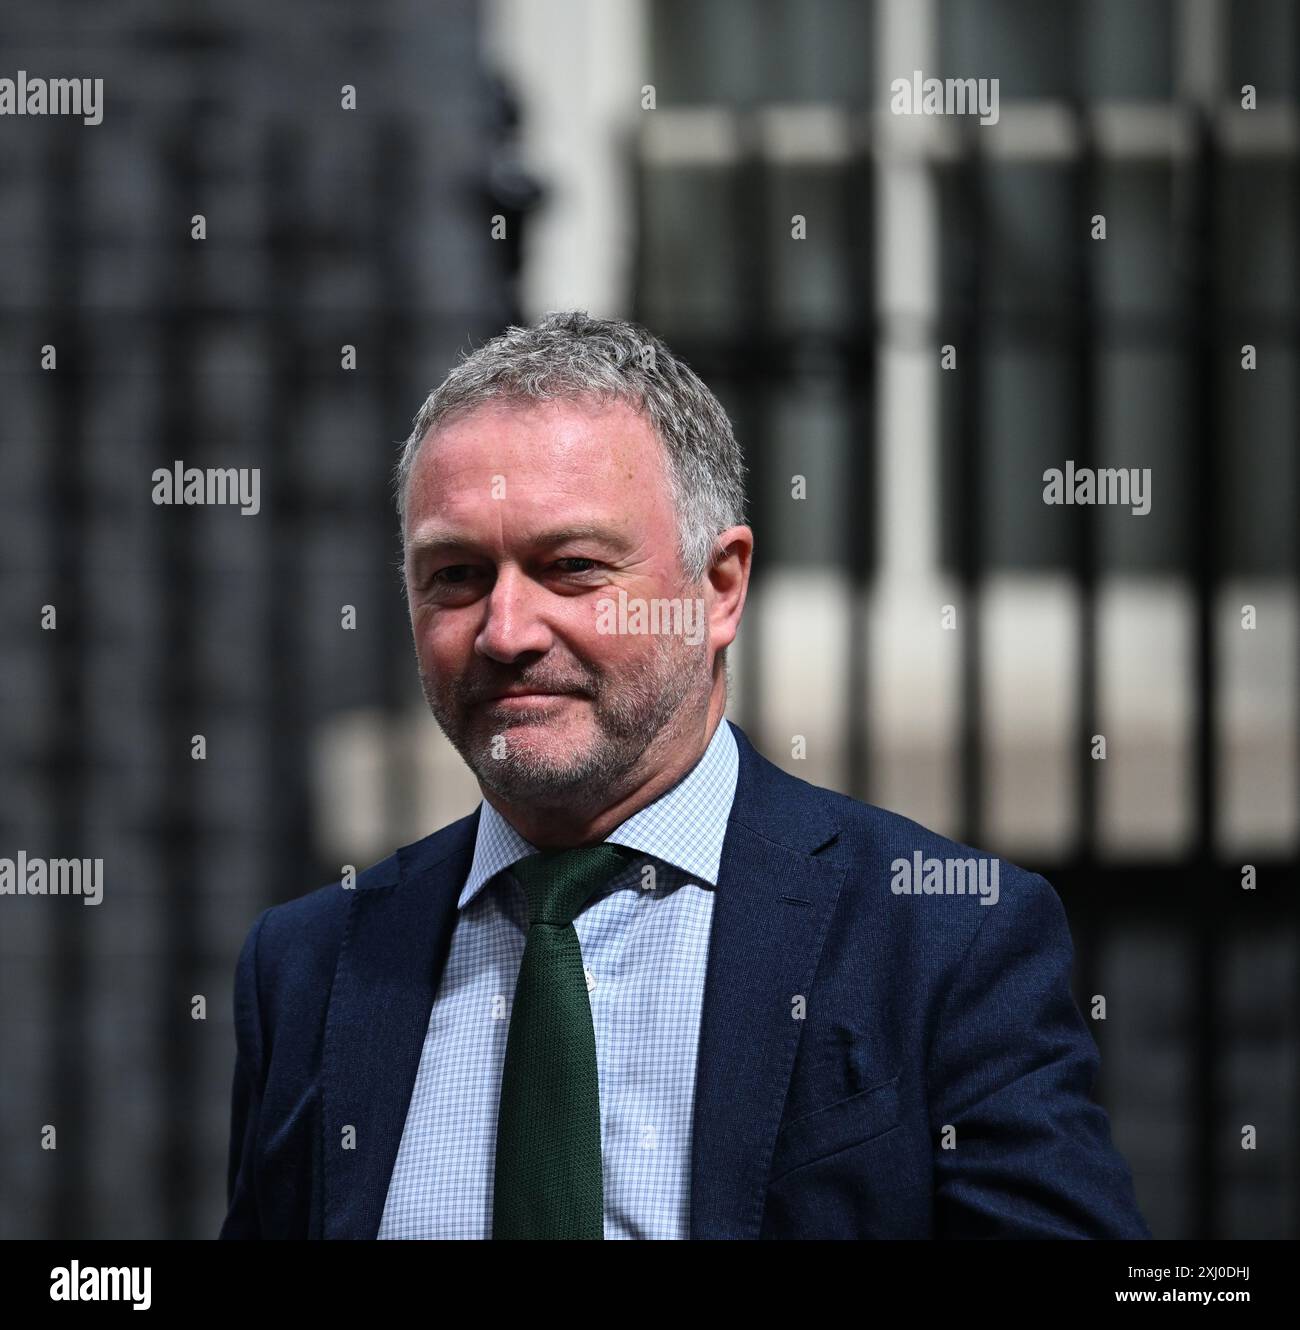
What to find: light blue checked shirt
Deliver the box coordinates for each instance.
[377,717,739,1240]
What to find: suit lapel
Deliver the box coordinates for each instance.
[321,809,478,1239]
[689,723,846,1238]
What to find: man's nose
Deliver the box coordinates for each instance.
[474,564,553,662]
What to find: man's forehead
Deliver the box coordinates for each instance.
[420,393,658,458]
[402,395,673,550]
[404,520,640,567]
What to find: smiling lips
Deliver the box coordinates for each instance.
[479,690,576,706]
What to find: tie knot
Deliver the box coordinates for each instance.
[509,843,637,926]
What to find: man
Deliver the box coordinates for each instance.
[219,310,1150,1240]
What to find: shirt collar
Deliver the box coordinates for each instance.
[458,717,739,909]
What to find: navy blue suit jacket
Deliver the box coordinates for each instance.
[220,720,1150,1239]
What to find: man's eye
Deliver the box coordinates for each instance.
[430,566,476,585]
[426,561,597,588]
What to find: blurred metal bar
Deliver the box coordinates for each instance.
[47,122,88,1242]
[733,110,770,745]
[264,130,316,905]
[161,109,219,1239]
[1066,101,1102,1066]
[1187,107,1222,1240]
[954,121,984,848]
[376,117,422,841]
[158,108,204,1240]
[1068,105,1099,866]
[844,134,874,802]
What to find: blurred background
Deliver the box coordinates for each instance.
[0,0,1295,1240]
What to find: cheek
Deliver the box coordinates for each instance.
[574,606,646,666]
[412,610,471,672]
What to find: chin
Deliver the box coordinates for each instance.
[478,715,588,758]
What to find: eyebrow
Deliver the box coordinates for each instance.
[406,523,635,563]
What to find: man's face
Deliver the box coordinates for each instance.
[402,395,711,807]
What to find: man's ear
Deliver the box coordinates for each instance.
[706,525,753,656]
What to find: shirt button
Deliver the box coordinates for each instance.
[584,967,597,992]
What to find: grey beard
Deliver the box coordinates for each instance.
[420,629,706,807]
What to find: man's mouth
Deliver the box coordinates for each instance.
[476,690,579,708]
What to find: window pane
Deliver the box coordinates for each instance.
[940,0,1173,100]
[1230,0,1299,99]
[653,0,874,104]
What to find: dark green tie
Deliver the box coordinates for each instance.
[492,843,636,1240]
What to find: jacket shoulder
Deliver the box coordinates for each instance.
[735,727,1039,888]
[731,729,1053,951]
[241,809,478,990]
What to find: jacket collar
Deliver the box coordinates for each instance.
[321,720,846,1239]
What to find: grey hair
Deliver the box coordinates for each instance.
[392,310,748,585]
